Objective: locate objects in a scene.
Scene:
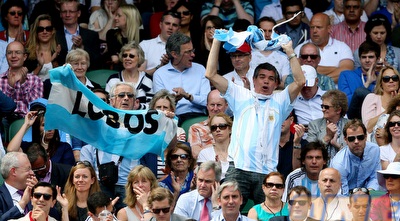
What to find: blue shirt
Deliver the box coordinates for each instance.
[153,62,210,116]
[175,189,212,220]
[338,67,375,103]
[200,2,254,29]
[330,141,381,195]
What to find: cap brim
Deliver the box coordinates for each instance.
[305,79,316,87]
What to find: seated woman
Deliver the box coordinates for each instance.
[159,142,196,200]
[380,110,400,170]
[7,106,75,166]
[0,0,29,44]
[106,4,142,70]
[64,161,101,221]
[307,90,349,160]
[24,14,61,81]
[43,48,102,98]
[373,94,400,145]
[117,165,158,221]
[197,112,233,180]
[106,42,153,109]
[171,1,200,49]
[248,172,289,221]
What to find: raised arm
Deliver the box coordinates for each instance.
[281,41,305,102]
[205,39,229,94]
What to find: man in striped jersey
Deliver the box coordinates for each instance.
[205,38,305,207]
[282,142,328,202]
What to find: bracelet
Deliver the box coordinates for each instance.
[212,4,221,10]
[143,209,152,214]
[293,144,301,149]
[155,65,161,70]
[288,53,297,60]
[213,206,221,210]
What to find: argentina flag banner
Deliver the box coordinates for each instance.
[45,65,177,160]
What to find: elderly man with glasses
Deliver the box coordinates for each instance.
[330,119,380,196]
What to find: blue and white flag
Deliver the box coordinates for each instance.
[45,65,177,160]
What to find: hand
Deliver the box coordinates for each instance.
[170,171,181,193]
[281,40,294,54]
[160,54,169,66]
[172,87,187,101]
[51,44,61,61]
[36,46,45,66]
[56,185,69,209]
[214,0,222,5]
[31,207,47,221]
[15,24,25,43]
[190,173,197,190]
[325,120,337,140]
[365,61,377,85]
[134,186,150,206]
[72,35,83,49]
[111,196,120,207]
[241,76,250,90]
[392,89,398,98]
[163,110,175,119]
[24,111,39,127]
[211,181,220,207]
[293,124,305,144]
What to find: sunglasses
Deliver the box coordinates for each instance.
[288,200,308,206]
[265,182,284,189]
[388,121,400,127]
[9,11,23,16]
[230,53,250,59]
[170,154,190,160]
[300,54,319,60]
[177,11,191,16]
[152,207,170,214]
[32,164,47,172]
[76,160,92,167]
[33,192,52,201]
[347,134,365,142]
[37,26,53,33]
[382,75,400,83]
[350,187,369,195]
[116,92,135,99]
[320,104,332,110]
[383,174,400,179]
[210,124,229,132]
[122,53,135,59]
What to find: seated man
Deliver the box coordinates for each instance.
[188,89,228,159]
[9,182,59,221]
[0,41,43,121]
[283,142,328,202]
[330,119,380,195]
[309,168,352,220]
[270,186,313,221]
[294,13,354,83]
[211,180,254,221]
[86,192,118,221]
[200,0,254,29]
[153,32,210,126]
[348,187,371,221]
[175,161,222,220]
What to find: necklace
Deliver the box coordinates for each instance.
[135,204,143,218]
[324,197,339,221]
[263,201,283,217]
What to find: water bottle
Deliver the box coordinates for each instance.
[98,210,111,221]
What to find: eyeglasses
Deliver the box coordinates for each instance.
[32,164,47,172]
[286,10,303,16]
[350,187,369,195]
[230,53,250,59]
[6,50,25,56]
[388,121,400,127]
[9,11,23,16]
[177,11,191,16]
[210,124,229,132]
[122,53,135,59]
[152,207,170,214]
[115,92,135,99]
[33,192,52,201]
[76,160,92,167]
[382,75,400,83]
[346,134,365,142]
[320,104,332,110]
[60,10,79,14]
[383,174,400,179]
[183,49,195,54]
[37,26,53,33]
[265,182,284,189]
[288,200,308,206]
[300,54,319,60]
[206,26,216,30]
[170,154,190,160]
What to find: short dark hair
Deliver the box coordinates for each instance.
[281,0,304,15]
[232,19,251,32]
[165,142,195,171]
[321,90,348,117]
[166,32,191,62]
[26,143,48,164]
[343,119,367,138]
[300,141,329,170]
[253,62,281,86]
[31,182,57,200]
[287,186,311,203]
[263,171,285,186]
[256,16,277,27]
[87,192,112,214]
[161,10,181,22]
[358,41,380,59]
[365,14,392,44]
[385,110,400,143]
[1,0,26,29]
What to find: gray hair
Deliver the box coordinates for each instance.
[198,161,222,182]
[109,82,136,98]
[66,48,90,68]
[217,180,241,198]
[0,152,26,179]
[299,42,321,57]
[119,41,145,67]
[149,89,176,111]
[166,32,191,62]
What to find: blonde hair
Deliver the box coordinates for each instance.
[26,14,57,60]
[117,4,142,45]
[66,48,90,68]
[124,165,158,207]
[375,66,400,95]
[64,163,100,219]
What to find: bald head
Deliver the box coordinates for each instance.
[310,13,331,47]
[318,168,342,197]
[207,89,228,118]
